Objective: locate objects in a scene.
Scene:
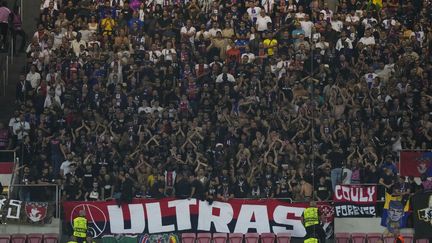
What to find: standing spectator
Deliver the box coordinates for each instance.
[0,1,10,51]
[314,175,332,201]
[11,6,25,53]
[0,122,11,150]
[12,113,30,141]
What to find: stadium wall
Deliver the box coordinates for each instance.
[0,218,60,234]
[335,218,414,234]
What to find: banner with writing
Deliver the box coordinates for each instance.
[333,185,377,217]
[63,198,335,239]
[412,191,432,239]
[0,196,53,224]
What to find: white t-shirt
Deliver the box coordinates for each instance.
[359,36,375,46]
[148,50,162,63]
[44,95,62,109]
[161,48,177,61]
[247,7,261,21]
[216,73,236,83]
[241,53,255,63]
[364,72,378,86]
[331,20,343,32]
[26,72,41,89]
[196,30,210,40]
[138,106,153,114]
[345,15,359,24]
[362,18,378,29]
[180,26,196,43]
[60,160,73,176]
[41,0,58,10]
[71,39,87,57]
[335,38,353,51]
[256,15,272,32]
[208,28,222,37]
[12,121,30,140]
[300,20,314,38]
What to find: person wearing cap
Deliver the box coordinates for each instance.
[73,210,87,243]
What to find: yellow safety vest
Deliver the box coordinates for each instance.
[304,207,319,227]
[304,237,319,243]
[73,216,87,238]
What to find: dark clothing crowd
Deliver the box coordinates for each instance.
[3,0,432,204]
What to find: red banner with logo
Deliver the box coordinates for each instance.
[399,151,432,177]
[333,185,377,217]
[63,198,334,239]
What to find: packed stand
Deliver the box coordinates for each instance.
[5,0,432,204]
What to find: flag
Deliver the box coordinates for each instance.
[399,151,432,177]
[367,0,382,10]
[381,192,410,233]
[412,191,432,239]
[372,0,382,7]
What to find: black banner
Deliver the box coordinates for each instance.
[334,204,376,217]
[412,191,432,239]
[0,196,53,225]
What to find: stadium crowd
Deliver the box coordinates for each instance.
[1,0,432,204]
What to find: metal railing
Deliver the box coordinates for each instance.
[0,149,16,197]
[0,55,8,96]
[9,184,61,219]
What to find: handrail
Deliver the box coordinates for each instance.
[0,55,5,96]
[0,149,17,152]
[8,151,16,198]
[10,184,61,218]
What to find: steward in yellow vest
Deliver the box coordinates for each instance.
[304,237,319,243]
[302,201,325,243]
[73,210,88,243]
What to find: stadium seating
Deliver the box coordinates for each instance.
[366,233,382,243]
[181,233,196,243]
[401,233,414,243]
[244,233,260,243]
[10,234,26,243]
[0,235,10,243]
[228,233,243,243]
[27,234,43,243]
[335,233,350,243]
[196,233,212,243]
[212,233,228,243]
[261,233,276,243]
[42,234,58,243]
[351,233,366,243]
[416,239,429,243]
[383,235,394,243]
[276,233,291,243]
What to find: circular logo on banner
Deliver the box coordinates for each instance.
[318,204,334,223]
[70,204,107,238]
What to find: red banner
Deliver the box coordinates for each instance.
[333,185,377,217]
[63,198,334,238]
[399,151,432,177]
